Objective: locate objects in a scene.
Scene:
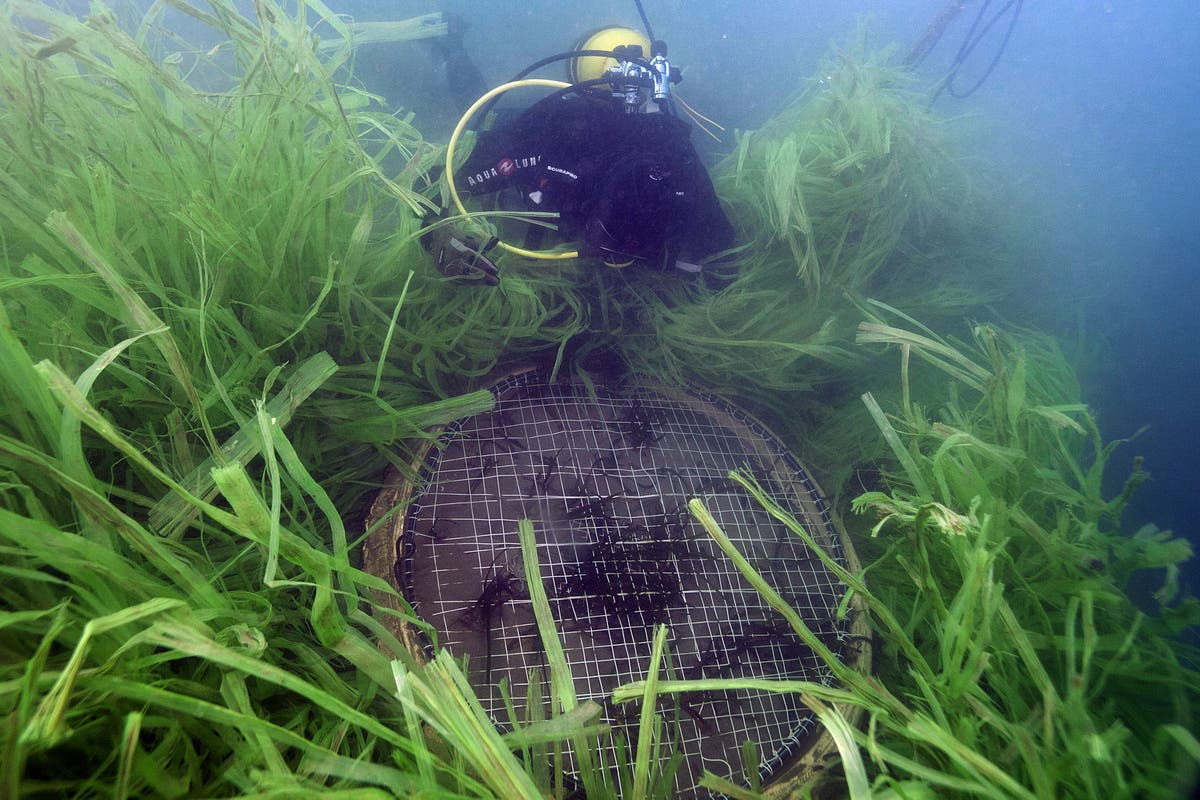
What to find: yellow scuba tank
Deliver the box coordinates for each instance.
[567,26,652,87]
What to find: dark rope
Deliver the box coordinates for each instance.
[633,0,656,42]
[904,0,973,69]
[934,0,1024,102]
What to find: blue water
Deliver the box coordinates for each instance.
[955,2,1200,570]
[943,2,1200,598]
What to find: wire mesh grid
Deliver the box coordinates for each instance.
[396,371,853,796]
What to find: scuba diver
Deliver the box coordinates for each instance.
[422,25,736,285]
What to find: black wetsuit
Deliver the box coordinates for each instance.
[457,93,735,268]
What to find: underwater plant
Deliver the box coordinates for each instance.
[0,1,1194,799]
[613,319,1199,798]
[614,28,1011,420]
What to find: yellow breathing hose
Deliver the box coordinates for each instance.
[445,78,579,260]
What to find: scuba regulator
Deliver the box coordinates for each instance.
[568,26,680,114]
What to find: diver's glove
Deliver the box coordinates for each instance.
[422,222,501,285]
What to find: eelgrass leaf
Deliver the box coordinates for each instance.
[220,673,291,778]
[688,499,901,714]
[500,701,607,748]
[0,302,62,455]
[44,211,220,455]
[612,678,859,707]
[1160,724,1200,763]
[857,322,989,391]
[862,391,932,498]
[803,692,871,800]
[20,598,185,749]
[696,773,762,800]
[631,624,669,800]
[113,711,141,800]
[254,403,284,587]
[517,519,576,711]
[729,468,933,683]
[60,325,167,488]
[87,674,425,794]
[372,270,414,398]
[0,433,221,607]
[517,517,614,797]
[147,351,338,535]
[391,652,544,800]
[267,423,356,604]
[140,620,411,751]
[904,715,1036,800]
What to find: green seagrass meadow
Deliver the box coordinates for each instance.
[1,2,1196,798]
